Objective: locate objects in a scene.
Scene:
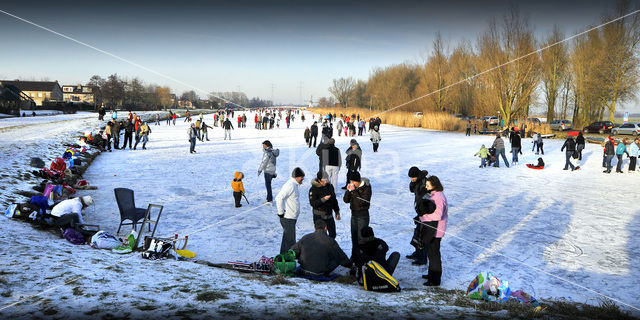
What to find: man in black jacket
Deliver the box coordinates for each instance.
[576,132,585,160]
[291,219,351,277]
[223,118,234,140]
[561,136,576,171]
[407,166,430,265]
[325,138,342,187]
[510,130,522,165]
[122,119,134,150]
[356,226,400,275]
[112,120,122,149]
[343,171,371,260]
[342,140,362,190]
[309,121,318,148]
[316,136,330,172]
[309,171,341,239]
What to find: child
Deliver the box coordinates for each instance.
[474,144,490,168]
[231,172,245,208]
[527,157,545,169]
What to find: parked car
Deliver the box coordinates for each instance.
[612,122,640,136]
[527,117,542,125]
[481,116,499,125]
[548,119,573,131]
[414,112,423,118]
[583,121,614,134]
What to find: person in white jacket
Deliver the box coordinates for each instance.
[50,196,93,227]
[275,167,305,254]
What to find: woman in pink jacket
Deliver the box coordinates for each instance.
[420,175,448,286]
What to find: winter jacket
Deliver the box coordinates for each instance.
[188,127,197,139]
[310,124,318,136]
[231,172,245,194]
[112,121,121,134]
[258,147,279,175]
[139,123,150,136]
[536,134,543,144]
[409,170,429,210]
[475,146,490,159]
[316,140,330,167]
[275,178,301,219]
[510,134,521,149]
[357,237,390,269]
[327,145,342,167]
[370,129,381,143]
[345,146,362,171]
[105,125,112,135]
[492,137,505,149]
[576,134,585,146]
[420,191,448,238]
[201,123,212,133]
[561,138,576,152]
[304,128,311,139]
[124,121,133,133]
[50,198,84,224]
[337,122,343,130]
[343,178,371,216]
[290,229,350,276]
[309,179,340,218]
[222,119,234,130]
[616,143,628,156]
[630,142,640,157]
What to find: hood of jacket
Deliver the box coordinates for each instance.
[265,148,280,157]
[358,177,370,188]
[234,171,244,180]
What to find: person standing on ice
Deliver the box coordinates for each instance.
[343,171,371,261]
[258,140,279,204]
[201,121,212,141]
[576,131,585,161]
[491,134,509,168]
[370,126,381,152]
[510,129,521,165]
[275,167,305,254]
[560,136,577,171]
[325,138,342,188]
[407,166,429,265]
[188,123,198,154]
[223,118,234,140]
[309,171,341,239]
[342,139,362,190]
[309,121,319,148]
[420,175,448,287]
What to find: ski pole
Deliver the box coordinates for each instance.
[243,193,250,205]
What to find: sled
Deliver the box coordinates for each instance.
[526,164,544,170]
[228,256,273,274]
[175,249,196,258]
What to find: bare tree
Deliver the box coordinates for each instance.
[541,25,568,122]
[328,77,356,108]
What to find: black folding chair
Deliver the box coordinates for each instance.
[114,188,150,234]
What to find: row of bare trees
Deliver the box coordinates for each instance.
[326,3,640,127]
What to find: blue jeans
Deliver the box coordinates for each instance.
[564,151,575,170]
[350,215,370,259]
[264,172,274,202]
[494,148,509,167]
[512,147,520,163]
[480,158,487,167]
[189,138,196,153]
[605,155,614,171]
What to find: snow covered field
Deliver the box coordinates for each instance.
[1,110,639,319]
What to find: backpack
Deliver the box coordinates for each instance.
[273,249,297,276]
[63,228,85,245]
[141,236,173,260]
[362,260,401,292]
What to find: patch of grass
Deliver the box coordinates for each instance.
[545,299,635,320]
[72,286,83,296]
[100,291,112,299]
[161,285,178,292]
[1,290,12,298]
[195,290,228,302]
[249,293,266,300]
[270,274,296,286]
[0,277,8,286]
[135,305,157,311]
[0,271,15,276]
[174,308,206,317]
[42,307,57,316]
[84,309,100,316]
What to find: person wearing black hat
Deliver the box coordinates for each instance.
[290,219,352,277]
[343,171,372,260]
[309,121,318,148]
[356,226,400,276]
[407,166,430,264]
[309,171,340,239]
[275,167,305,254]
[342,140,362,190]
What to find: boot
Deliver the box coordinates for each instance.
[423,271,442,286]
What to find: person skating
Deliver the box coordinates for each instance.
[275,167,305,254]
[231,171,245,208]
[560,136,576,171]
[309,121,318,148]
[355,226,400,276]
[258,140,279,204]
[474,144,490,168]
[491,134,509,167]
[223,118,234,140]
[122,119,133,150]
[342,139,362,190]
[290,219,352,277]
[201,121,212,141]
[188,123,198,154]
[370,125,381,152]
[343,171,372,261]
[316,136,330,172]
[309,171,341,239]
[420,176,448,287]
[134,121,151,150]
[536,133,544,155]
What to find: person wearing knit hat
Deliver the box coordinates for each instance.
[324,138,342,188]
[407,166,430,265]
[275,167,304,254]
[343,139,362,190]
[343,171,371,260]
[355,226,400,276]
[50,196,94,230]
[309,170,340,239]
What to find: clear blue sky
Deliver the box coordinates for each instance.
[0,0,627,109]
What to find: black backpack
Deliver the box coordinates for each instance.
[362,261,401,292]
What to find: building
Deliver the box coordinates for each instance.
[62,85,94,104]
[0,80,63,106]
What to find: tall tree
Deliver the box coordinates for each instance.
[156,86,172,109]
[101,74,125,108]
[328,77,356,108]
[541,25,568,122]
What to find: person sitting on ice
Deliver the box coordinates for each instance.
[49,196,93,230]
[290,219,352,277]
[527,157,545,169]
[355,227,400,276]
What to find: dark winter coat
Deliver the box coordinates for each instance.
[322,125,332,138]
[357,237,389,269]
[409,170,429,209]
[510,134,521,149]
[561,138,576,152]
[124,121,133,133]
[492,136,505,149]
[604,139,615,155]
[316,139,330,167]
[310,124,318,136]
[343,178,371,216]
[222,119,234,130]
[290,229,350,276]
[327,145,342,167]
[112,121,121,135]
[345,146,362,171]
[576,134,585,146]
[309,180,340,218]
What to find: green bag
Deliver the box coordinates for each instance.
[273,249,297,276]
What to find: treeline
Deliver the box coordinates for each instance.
[87,75,271,110]
[325,2,640,127]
